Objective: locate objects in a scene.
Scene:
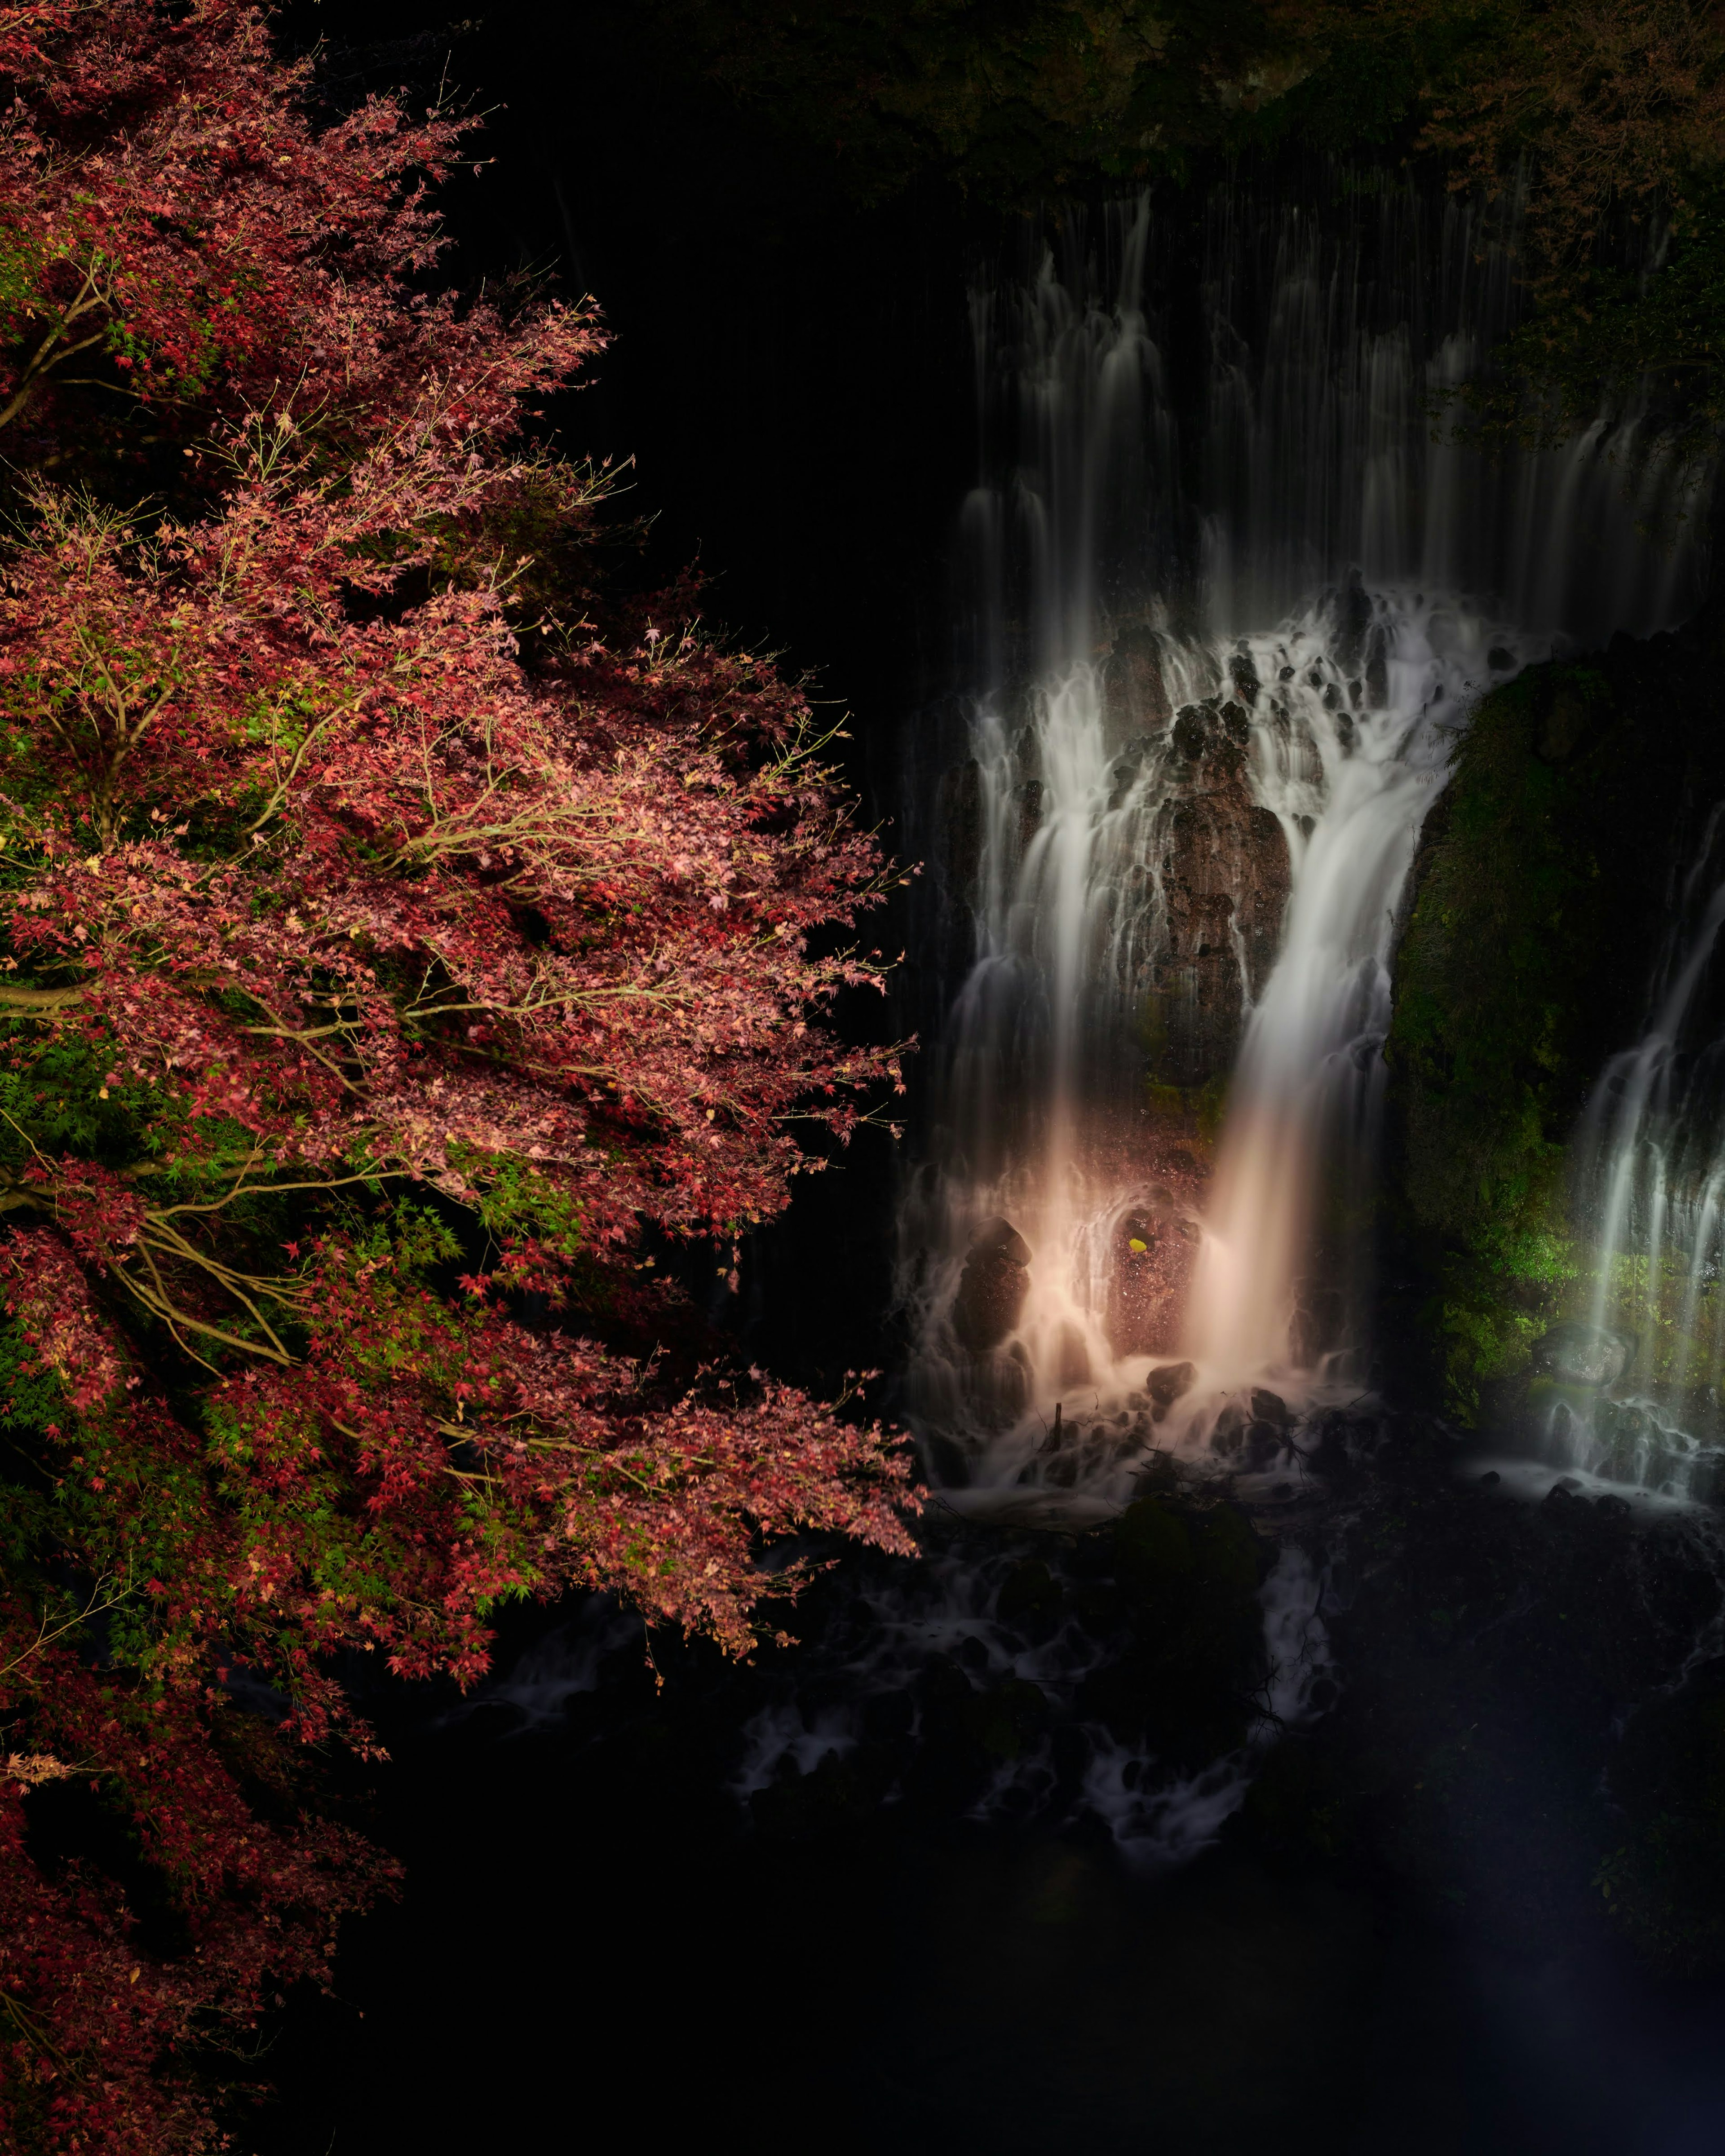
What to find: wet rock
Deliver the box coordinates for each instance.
[1107,742,1151,810]
[1171,704,1214,764]
[1533,1321,1635,1388]
[1364,632,1389,709]
[997,1558,1062,1641]
[951,1218,1031,1352]
[972,1216,1031,1264]
[1101,622,1172,744]
[968,1341,1031,1431]
[1590,1398,1661,1483]
[1329,568,1375,675]
[1106,1200,1185,1356]
[1017,775,1044,851]
[1250,1387,1290,1427]
[1147,1360,1196,1409]
[1152,725,1291,1083]
[1542,1479,1593,1527]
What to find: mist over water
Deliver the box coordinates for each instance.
[899,179,1706,1509]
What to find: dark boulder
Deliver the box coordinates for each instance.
[951,1217,1031,1352]
[1147,1360,1196,1413]
[1532,1321,1635,1388]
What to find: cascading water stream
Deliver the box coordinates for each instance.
[1182,597,1505,1383]
[1554,814,1725,1498]
[899,177,1707,1513]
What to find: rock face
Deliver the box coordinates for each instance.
[1150,694,1290,1086]
[1533,1322,1636,1389]
[1103,623,1173,741]
[1105,632,1292,1088]
[929,627,1292,1096]
[951,1217,1032,1352]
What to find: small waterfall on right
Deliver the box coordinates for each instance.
[1554,813,1725,1500]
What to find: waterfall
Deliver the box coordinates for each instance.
[900,175,1706,1511]
[1557,814,1725,1499]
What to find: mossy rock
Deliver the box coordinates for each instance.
[1384,624,1725,1420]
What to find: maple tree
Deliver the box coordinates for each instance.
[0,4,916,2149]
[0,0,594,473]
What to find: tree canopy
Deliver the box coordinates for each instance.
[0,5,916,2147]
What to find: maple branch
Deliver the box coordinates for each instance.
[0,257,114,431]
[239,701,359,841]
[0,1568,131,1684]
[149,1168,402,1218]
[121,1234,295,1370]
[0,1988,71,2072]
[0,981,88,1011]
